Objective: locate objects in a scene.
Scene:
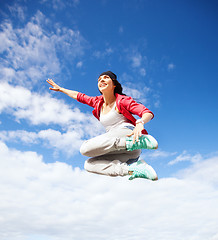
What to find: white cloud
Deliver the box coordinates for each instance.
[131,53,142,68]
[93,47,114,59]
[0,129,83,157]
[168,150,203,165]
[106,47,113,54]
[0,17,59,86]
[0,81,105,156]
[123,86,142,99]
[38,129,84,156]
[0,130,39,144]
[144,149,177,159]
[8,4,27,21]
[175,156,218,186]
[0,82,105,155]
[0,10,86,87]
[168,63,175,71]
[125,48,148,76]
[0,82,87,126]
[76,61,83,68]
[0,82,31,113]
[122,81,150,105]
[0,140,218,240]
[41,0,80,9]
[154,98,160,108]
[139,67,146,76]
[0,117,103,157]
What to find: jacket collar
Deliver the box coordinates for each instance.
[95,93,124,119]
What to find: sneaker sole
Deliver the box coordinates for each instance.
[138,159,158,180]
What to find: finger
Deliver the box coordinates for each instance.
[132,132,137,144]
[136,134,139,142]
[47,79,53,86]
[134,132,139,142]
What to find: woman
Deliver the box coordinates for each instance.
[47,71,158,180]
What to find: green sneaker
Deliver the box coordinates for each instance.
[128,160,158,181]
[126,134,158,151]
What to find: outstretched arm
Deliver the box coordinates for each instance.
[46,79,78,100]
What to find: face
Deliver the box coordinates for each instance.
[98,75,115,94]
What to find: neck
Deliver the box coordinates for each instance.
[102,91,116,105]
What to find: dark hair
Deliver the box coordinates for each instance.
[99,71,126,96]
[112,79,126,96]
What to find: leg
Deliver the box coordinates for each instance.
[80,127,132,158]
[84,149,141,177]
[84,150,158,180]
[80,129,158,157]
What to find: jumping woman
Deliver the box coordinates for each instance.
[47,71,158,180]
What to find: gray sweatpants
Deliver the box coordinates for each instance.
[80,126,141,177]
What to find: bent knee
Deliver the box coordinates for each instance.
[84,160,93,173]
[80,142,87,156]
[80,140,98,157]
[80,141,92,156]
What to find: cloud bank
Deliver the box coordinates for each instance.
[0,140,218,240]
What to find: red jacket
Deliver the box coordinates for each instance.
[77,92,154,134]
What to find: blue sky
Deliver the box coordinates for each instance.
[0,0,218,239]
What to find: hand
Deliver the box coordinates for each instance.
[127,123,144,144]
[46,79,61,91]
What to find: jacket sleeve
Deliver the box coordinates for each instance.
[124,96,154,119]
[77,92,100,108]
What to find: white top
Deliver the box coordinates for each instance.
[100,103,134,132]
